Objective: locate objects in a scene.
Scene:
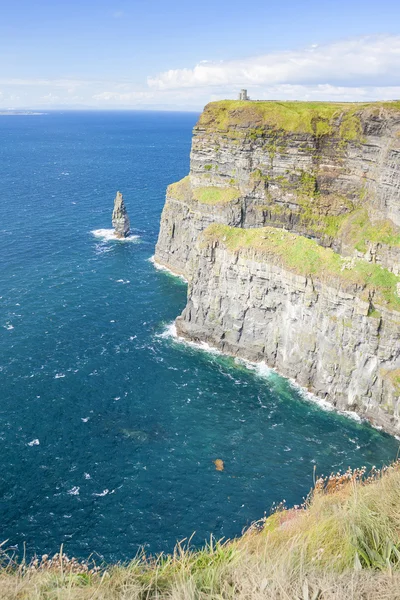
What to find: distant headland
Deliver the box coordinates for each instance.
[0,110,45,116]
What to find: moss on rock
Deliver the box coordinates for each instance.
[192,186,240,205]
[202,224,400,311]
[196,100,400,141]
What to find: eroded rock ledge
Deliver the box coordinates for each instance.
[176,225,400,435]
[154,100,400,434]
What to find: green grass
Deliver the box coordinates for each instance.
[339,209,400,252]
[167,177,240,205]
[197,100,400,140]
[1,462,400,599]
[167,175,191,201]
[192,186,240,205]
[202,224,400,311]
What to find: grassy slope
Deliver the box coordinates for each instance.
[1,463,400,599]
[202,224,400,311]
[339,209,400,251]
[196,99,400,137]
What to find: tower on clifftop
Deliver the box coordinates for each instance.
[238,89,250,101]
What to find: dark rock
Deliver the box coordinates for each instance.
[112,191,130,238]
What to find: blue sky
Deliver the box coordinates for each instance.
[1,0,400,109]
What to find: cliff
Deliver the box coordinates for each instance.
[176,225,400,434]
[155,100,400,434]
[155,100,400,277]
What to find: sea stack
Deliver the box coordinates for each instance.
[112,191,130,238]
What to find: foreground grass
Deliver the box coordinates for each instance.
[1,462,400,599]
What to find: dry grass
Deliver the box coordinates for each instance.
[1,462,400,599]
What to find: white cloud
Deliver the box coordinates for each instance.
[147,35,400,90]
[1,35,400,109]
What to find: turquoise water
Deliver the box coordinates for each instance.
[0,111,398,562]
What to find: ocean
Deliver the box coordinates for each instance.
[0,110,398,562]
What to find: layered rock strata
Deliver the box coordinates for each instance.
[155,101,400,277]
[155,100,400,433]
[175,225,400,435]
[112,191,130,238]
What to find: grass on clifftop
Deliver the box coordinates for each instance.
[1,462,400,599]
[197,100,400,139]
[167,175,240,205]
[203,224,400,311]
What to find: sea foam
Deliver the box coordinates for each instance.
[158,322,222,355]
[149,256,188,283]
[91,229,139,243]
[159,323,364,425]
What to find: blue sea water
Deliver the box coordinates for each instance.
[0,111,398,563]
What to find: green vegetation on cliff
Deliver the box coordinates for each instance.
[203,224,400,311]
[192,186,240,205]
[1,462,400,599]
[167,176,240,205]
[339,209,400,252]
[167,176,191,201]
[197,100,400,140]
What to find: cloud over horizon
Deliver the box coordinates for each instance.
[148,35,400,91]
[1,35,400,109]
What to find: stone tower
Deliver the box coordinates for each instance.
[112,191,130,238]
[238,89,250,101]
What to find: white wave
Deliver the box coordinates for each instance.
[159,323,368,427]
[158,322,223,356]
[157,322,178,339]
[84,473,91,480]
[4,323,14,330]
[116,279,130,284]
[91,229,139,243]
[149,256,188,282]
[235,357,272,378]
[235,357,361,420]
[55,373,65,379]
[67,486,80,496]
[93,489,109,497]
[27,439,40,447]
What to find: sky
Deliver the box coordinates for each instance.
[1,0,400,110]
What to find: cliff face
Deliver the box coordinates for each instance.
[154,100,400,434]
[155,101,400,277]
[175,226,400,435]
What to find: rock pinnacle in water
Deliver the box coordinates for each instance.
[112,191,130,238]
